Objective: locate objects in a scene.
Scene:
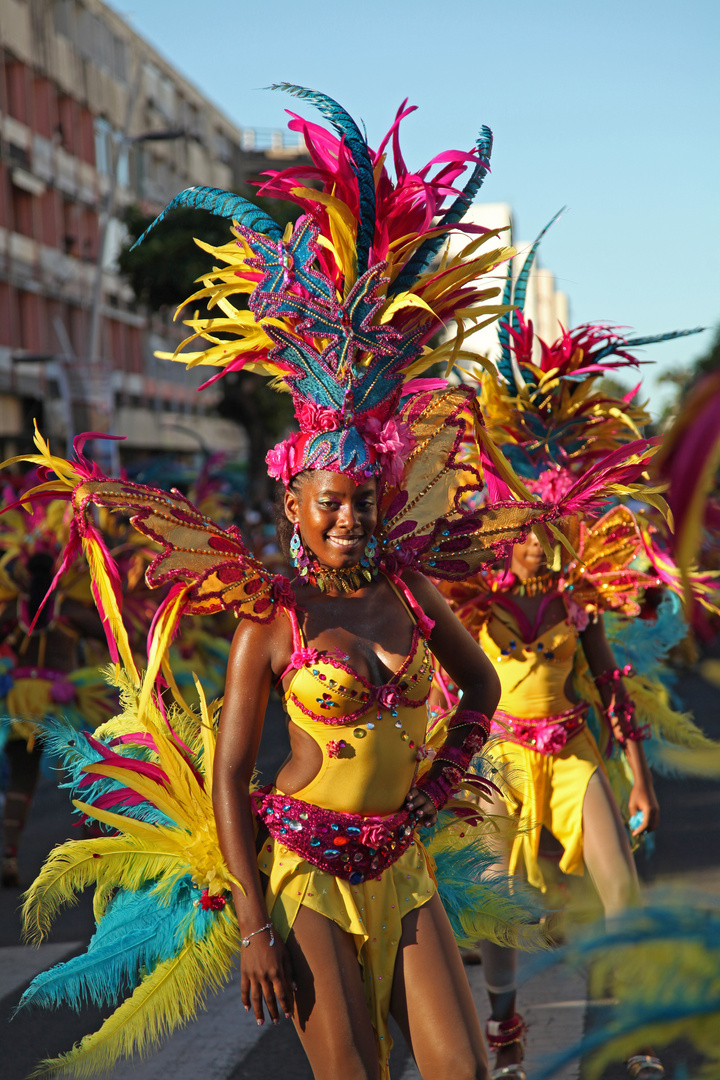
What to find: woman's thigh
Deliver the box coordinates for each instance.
[582,768,640,917]
[284,903,380,1080]
[390,893,488,1080]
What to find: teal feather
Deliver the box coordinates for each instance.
[593,326,706,362]
[526,902,720,1080]
[129,186,283,250]
[496,264,515,384]
[604,592,686,677]
[511,207,565,327]
[40,719,174,829]
[16,877,213,1013]
[271,83,376,275]
[389,127,494,297]
[426,811,546,949]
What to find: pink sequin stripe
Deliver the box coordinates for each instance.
[491,703,588,755]
[252,787,416,884]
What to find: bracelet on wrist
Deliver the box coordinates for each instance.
[241,922,275,948]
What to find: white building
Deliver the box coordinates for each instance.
[440,203,569,378]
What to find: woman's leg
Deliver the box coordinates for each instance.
[390,892,488,1080]
[2,739,42,886]
[581,768,640,917]
[478,786,523,1072]
[283,903,381,1080]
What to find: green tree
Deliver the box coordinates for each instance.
[117,196,298,500]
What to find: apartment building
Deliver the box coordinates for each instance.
[0,0,306,461]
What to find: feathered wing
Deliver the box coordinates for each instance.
[17,673,247,1077]
[27,908,240,1079]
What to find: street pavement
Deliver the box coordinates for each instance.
[2,662,718,1079]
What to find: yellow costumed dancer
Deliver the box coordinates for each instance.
[436,229,715,1080]
[0,478,115,886]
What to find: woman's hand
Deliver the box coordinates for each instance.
[406,786,438,828]
[628,775,660,836]
[240,930,295,1026]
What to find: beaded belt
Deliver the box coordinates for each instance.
[491,703,588,755]
[252,787,417,885]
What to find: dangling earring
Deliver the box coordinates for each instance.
[289,523,311,579]
[360,534,378,576]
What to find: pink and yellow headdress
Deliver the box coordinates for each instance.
[135,84,515,487]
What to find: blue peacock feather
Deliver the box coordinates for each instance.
[130,186,284,251]
[593,326,706,362]
[496,208,565,390]
[271,83,377,278]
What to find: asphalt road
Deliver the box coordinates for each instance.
[2,664,719,1080]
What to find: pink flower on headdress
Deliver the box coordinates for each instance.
[527,467,575,502]
[296,401,342,433]
[266,432,302,486]
[361,417,415,485]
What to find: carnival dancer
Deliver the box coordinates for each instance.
[2,90,662,1080]
[0,482,114,886]
[436,230,715,1080]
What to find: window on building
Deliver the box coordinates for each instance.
[5,60,28,124]
[94,117,112,176]
[39,189,60,247]
[32,78,57,139]
[11,186,34,238]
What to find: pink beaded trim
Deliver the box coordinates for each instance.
[491,704,588,755]
[252,787,417,884]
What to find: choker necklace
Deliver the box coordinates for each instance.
[512,570,559,597]
[290,527,379,592]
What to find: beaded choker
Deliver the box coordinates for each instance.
[512,570,559,597]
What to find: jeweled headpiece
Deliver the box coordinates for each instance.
[134,84,515,487]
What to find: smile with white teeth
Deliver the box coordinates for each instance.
[327,535,364,548]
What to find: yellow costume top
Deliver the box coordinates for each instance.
[479,599,578,719]
[258,574,437,1075]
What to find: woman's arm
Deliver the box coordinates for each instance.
[213,614,295,1026]
[580,613,659,835]
[402,572,501,821]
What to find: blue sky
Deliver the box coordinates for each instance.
[108,0,719,415]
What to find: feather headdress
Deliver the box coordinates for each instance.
[480,215,704,490]
[137,84,515,486]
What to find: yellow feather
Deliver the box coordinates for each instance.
[31,912,241,1078]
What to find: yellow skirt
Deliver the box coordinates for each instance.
[257,831,435,1077]
[485,727,606,892]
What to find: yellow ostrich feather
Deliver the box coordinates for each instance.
[30,909,241,1079]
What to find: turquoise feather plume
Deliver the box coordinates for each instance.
[129,185,284,250]
[17,877,213,1013]
[271,82,377,275]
